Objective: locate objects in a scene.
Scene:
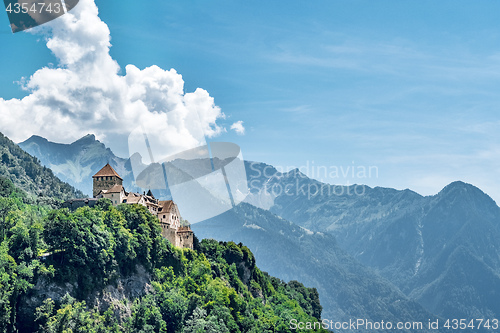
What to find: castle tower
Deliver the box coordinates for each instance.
[92,163,123,197]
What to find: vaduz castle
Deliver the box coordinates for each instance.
[65,163,193,249]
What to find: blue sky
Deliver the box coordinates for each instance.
[1,0,500,201]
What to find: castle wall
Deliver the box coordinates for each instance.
[177,228,194,249]
[159,223,193,249]
[93,176,122,197]
[160,223,178,246]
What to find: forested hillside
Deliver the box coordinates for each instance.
[0,179,325,333]
[0,133,84,201]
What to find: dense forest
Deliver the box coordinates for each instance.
[0,176,325,332]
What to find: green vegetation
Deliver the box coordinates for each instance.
[0,132,84,201]
[0,180,326,332]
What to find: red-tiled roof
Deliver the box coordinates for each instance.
[106,185,124,193]
[158,200,174,213]
[177,226,193,233]
[93,163,123,180]
[125,196,143,204]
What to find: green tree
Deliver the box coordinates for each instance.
[0,177,15,198]
[127,295,167,333]
[183,307,230,333]
[0,198,18,241]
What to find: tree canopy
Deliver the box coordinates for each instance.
[0,185,326,333]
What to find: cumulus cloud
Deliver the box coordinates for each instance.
[0,0,228,158]
[230,121,245,135]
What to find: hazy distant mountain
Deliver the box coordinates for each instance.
[19,134,136,197]
[193,202,445,332]
[246,161,500,323]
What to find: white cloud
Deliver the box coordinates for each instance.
[0,0,229,158]
[230,121,245,135]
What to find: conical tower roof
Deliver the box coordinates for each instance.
[92,163,123,180]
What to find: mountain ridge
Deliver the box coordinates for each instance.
[0,132,84,201]
[193,202,446,332]
[244,161,500,325]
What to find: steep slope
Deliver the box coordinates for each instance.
[408,182,500,321]
[0,132,83,200]
[245,162,500,324]
[193,202,446,333]
[2,195,326,333]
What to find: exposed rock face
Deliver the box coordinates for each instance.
[238,262,252,285]
[90,265,152,319]
[22,279,77,311]
[19,265,151,330]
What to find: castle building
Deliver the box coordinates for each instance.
[157,200,193,248]
[92,163,193,249]
[92,163,123,197]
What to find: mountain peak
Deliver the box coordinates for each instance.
[440,180,479,194]
[20,134,49,145]
[72,134,97,145]
[437,180,498,208]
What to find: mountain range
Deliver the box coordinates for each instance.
[193,202,444,331]
[15,133,500,332]
[243,162,500,322]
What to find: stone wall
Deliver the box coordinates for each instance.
[161,224,178,246]
[93,176,122,197]
[160,223,193,249]
[177,227,194,249]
